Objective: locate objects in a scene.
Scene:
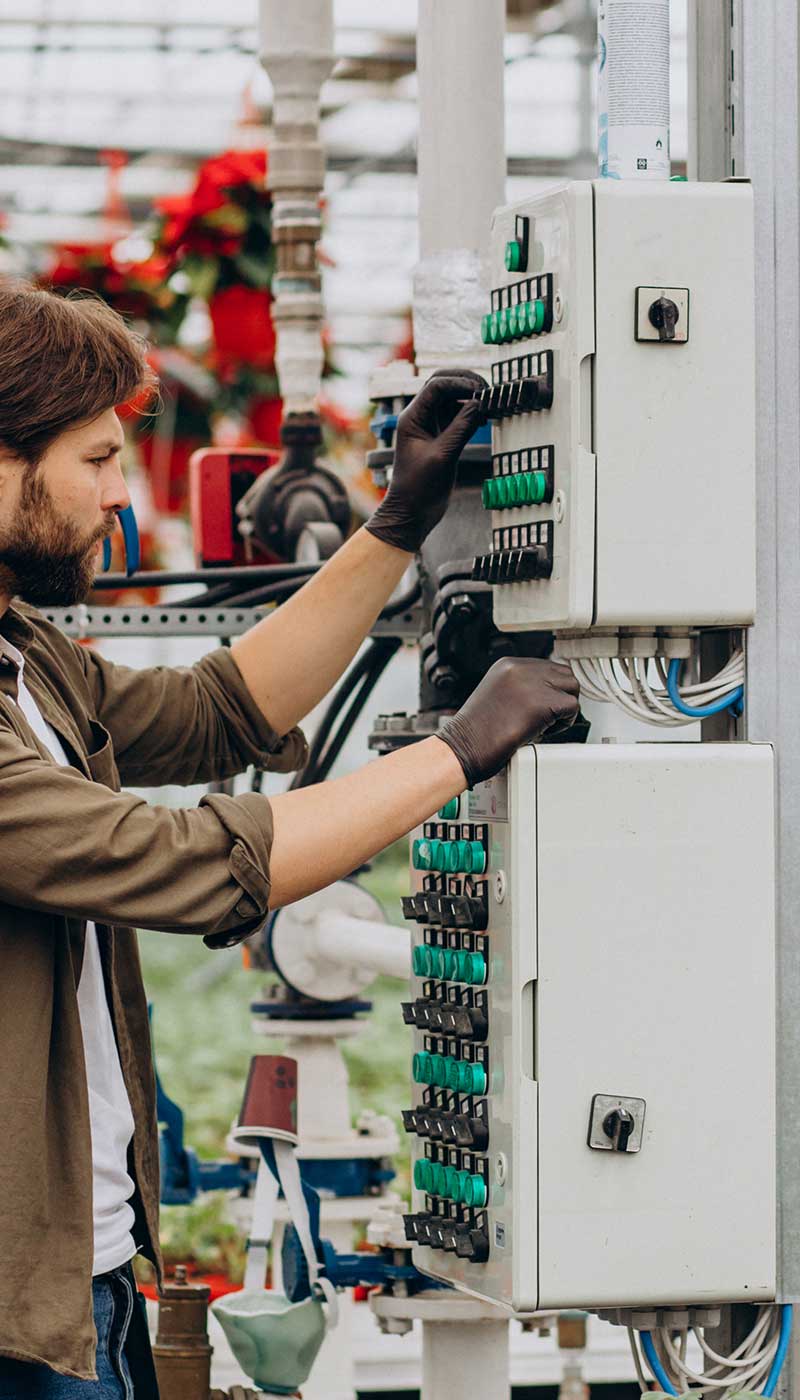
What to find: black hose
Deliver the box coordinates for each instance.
[292,638,401,790]
[288,645,384,791]
[312,644,399,783]
[94,563,322,590]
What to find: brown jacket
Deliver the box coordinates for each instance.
[0,603,306,1380]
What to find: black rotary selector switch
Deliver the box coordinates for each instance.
[648,295,680,342]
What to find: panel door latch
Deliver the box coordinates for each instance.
[587,1094,647,1153]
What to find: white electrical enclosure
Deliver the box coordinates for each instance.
[482,181,756,632]
[408,744,775,1311]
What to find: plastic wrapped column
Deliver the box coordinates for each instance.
[598,0,671,179]
[413,0,506,374]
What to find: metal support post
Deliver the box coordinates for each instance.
[691,2,800,1398]
[739,0,800,1329]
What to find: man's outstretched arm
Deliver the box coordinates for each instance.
[231,372,485,735]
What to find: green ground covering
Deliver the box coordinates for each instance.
[139,841,411,1277]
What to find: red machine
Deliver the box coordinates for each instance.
[189,448,280,567]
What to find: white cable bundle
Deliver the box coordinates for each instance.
[570,650,745,727]
[628,1305,783,1398]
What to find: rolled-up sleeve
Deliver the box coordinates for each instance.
[77,642,307,787]
[0,728,278,946]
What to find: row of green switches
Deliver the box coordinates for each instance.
[481,300,546,345]
[412,945,487,985]
[412,839,486,874]
[482,471,549,510]
[413,1052,487,1095]
[414,1158,488,1208]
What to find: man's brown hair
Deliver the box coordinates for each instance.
[0,279,156,465]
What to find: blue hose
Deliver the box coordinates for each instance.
[763,1304,793,1396]
[667,658,744,718]
[640,1331,678,1395]
[101,504,141,577]
[642,1306,792,1399]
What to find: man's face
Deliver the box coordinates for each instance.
[0,407,130,607]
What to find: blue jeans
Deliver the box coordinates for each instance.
[0,1266,143,1399]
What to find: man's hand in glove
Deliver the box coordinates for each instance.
[365,369,487,554]
[437,657,581,787]
[231,370,487,736]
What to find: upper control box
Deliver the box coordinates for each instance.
[479,181,756,631]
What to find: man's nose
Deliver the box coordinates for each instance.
[101,461,131,515]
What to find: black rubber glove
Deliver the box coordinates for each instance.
[437,657,581,787]
[365,369,487,553]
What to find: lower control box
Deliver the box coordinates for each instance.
[402,745,776,1311]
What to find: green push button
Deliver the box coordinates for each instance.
[445,1058,488,1095]
[495,476,511,510]
[457,951,487,986]
[480,313,493,345]
[489,310,502,344]
[497,308,511,343]
[412,944,432,977]
[430,1162,448,1196]
[529,471,547,504]
[441,949,459,980]
[444,1165,462,1201]
[481,479,493,510]
[414,1158,433,1192]
[462,1173,488,1209]
[508,475,525,506]
[507,304,521,339]
[520,299,546,336]
[462,1062,488,1095]
[504,240,522,272]
[432,947,453,979]
[438,798,459,820]
[413,1051,433,1084]
[431,1054,450,1087]
[412,839,436,871]
[446,1058,469,1093]
[467,841,486,874]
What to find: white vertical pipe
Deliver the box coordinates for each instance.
[259,0,335,413]
[413,0,506,374]
[422,1319,510,1400]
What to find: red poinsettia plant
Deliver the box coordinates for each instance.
[155,149,275,300]
[44,242,189,342]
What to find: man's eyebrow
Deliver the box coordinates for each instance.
[84,439,123,455]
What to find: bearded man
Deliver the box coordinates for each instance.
[0,281,578,1398]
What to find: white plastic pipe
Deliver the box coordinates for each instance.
[422,1318,510,1400]
[315,913,411,982]
[413,0,506,373]
[258,0,335,412]
[416,0,506,259]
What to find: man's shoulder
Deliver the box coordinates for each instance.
[9,601,90,685]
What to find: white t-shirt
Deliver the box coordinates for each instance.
[2,637,137,1276]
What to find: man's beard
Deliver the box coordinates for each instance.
[0,469,116,607]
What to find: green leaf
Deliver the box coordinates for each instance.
[234,250,274,289]
[182,254,220,301]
